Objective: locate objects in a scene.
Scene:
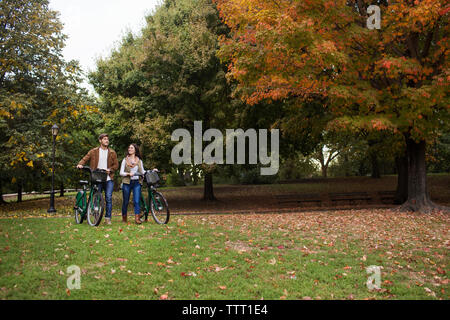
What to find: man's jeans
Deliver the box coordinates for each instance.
[122,180,141,216]
[98,180,114,219]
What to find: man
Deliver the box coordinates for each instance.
[77,134,119,225]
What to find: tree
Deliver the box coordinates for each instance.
[0,0,98,200]
[215,0,449,213]
[90,0,234,200]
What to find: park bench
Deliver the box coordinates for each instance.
[275,193,322,207]
[378,190,396,204]
[329,192,372,205]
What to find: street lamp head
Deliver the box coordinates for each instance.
[51,124,59,137]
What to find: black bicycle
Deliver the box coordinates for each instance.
[74,166,107,226]
[134,170,170,224]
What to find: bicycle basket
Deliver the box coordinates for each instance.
[145,170,160,185]
[92,169,107,183]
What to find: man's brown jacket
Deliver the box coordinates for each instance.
[78,147,119,180]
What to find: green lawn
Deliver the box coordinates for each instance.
[0,209,448,300]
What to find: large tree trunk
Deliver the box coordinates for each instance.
[394,155,408,204]
[192,165,198,186]
[370,152,381,178]
[17,180,22,203]
[203,172,216,201]
[0,178,6,205]
[344,154,350,177]
[59,182,65,197]
[399,137,446,213]
[177,167,186,186]
[321,165,328,178]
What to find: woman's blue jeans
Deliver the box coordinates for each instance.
[122,180,141,216]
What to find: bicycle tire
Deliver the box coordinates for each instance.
[74,206,84,224]
[74,191,85,224]
[87,191,104,226]
[150,191,170,225]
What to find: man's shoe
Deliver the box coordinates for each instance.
[105,218,112,225]
[122,215,127,223]
[135,215,142,225]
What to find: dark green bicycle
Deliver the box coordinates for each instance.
[136,170,170,224]
[73,166,107,226]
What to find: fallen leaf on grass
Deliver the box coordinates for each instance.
[436,267,446,275]
[424,287,436,297]
[160,293,169,300]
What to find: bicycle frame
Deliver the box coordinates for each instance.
[75,182,98,218]
[75,166,105,221]
[140,185,160,220]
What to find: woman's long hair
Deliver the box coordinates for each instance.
[127,143,142,160]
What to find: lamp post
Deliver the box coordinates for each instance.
[47,124,59,213]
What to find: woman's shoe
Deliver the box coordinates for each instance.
[135,215,142,224]
[122,215,127,223]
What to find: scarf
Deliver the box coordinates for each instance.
[126,156,139,169]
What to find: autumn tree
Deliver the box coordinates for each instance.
[90,0,233,200]
[215,0,449,213]
[0,0,97,201]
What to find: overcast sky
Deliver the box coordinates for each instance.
[49,0,161,92]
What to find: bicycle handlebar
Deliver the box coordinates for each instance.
[133,172,145,177]
[76,166,108,174]
[130,169,159,177]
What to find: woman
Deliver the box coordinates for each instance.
[120,144,145,224]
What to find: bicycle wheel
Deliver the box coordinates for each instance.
[150,191,169,225]
[74,191,85,224]
[140,193,149,222]
[74,207,84,224]
[87,191,104,226]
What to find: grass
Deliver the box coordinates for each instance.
[0,210,448,300]
[0,176,448,300]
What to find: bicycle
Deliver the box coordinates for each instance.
[134,170,170,224]
[73,166,107,226]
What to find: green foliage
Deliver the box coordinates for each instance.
[278,156,319,180]
[89,0,236,196]
[427,132,450,173]
[0,0,102,196]
[165,168,187,187]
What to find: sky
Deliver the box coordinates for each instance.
[49,0,161,93]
